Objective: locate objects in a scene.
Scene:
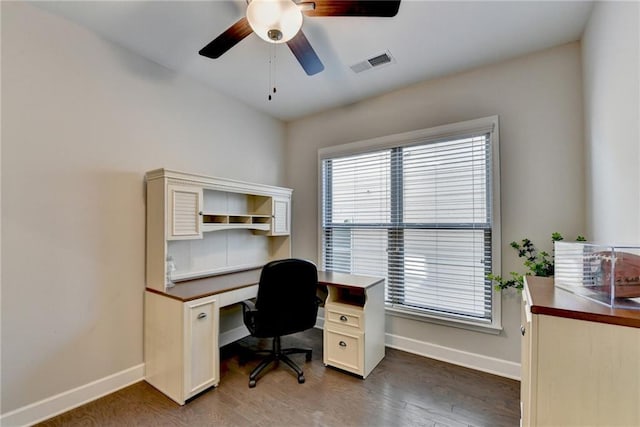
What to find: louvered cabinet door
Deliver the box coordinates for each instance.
[270,196,290,236]
[167,184,203,240]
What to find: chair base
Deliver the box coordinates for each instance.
[248,335,312,388]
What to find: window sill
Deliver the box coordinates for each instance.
[385,306,503,335]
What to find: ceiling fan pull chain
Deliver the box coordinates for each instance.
[268,44,272,100]
[268,43,278,101]
[268,43,275,101]
[273,44,277,95]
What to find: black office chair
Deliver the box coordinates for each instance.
[241,258,320,388]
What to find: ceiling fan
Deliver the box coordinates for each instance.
[199,0,401,76]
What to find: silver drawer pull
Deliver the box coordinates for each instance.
[197,312,207,320]
[339,341,347,347]
[339,315,348,322]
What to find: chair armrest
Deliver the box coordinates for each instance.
[240,299,256,312]
[241,299,257,334]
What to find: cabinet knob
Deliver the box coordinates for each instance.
[339,315,348,322]
[520,325,526,336]
[197,312,207,320]
[198,211,203,216]
[339,341,347,347]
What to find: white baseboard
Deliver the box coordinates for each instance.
[385,333,521,380]
[0,364,144,427]
[315,314,325,329]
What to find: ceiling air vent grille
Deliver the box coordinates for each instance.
[350,51,395,74]
[368,53,392,67]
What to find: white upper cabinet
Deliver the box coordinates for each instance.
[145,169,293,291]
[270,196,290,236]
[168,184,203,240]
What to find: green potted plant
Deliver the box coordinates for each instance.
[488,232,586,291]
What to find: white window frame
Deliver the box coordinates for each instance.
[318,116,502,333]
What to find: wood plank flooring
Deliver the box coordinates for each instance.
[37,328,520,426]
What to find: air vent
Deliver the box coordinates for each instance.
[368,53,392,67]
[350,51,395,74]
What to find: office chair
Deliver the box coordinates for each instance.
[241,258,320,388]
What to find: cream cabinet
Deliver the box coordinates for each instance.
[144,291,219,405]
[270,196,290,236]
[145,169,292,291]
[522,276,640,427]
[322,273,385,378]
[324,303,365,375]
[167,184,203,240]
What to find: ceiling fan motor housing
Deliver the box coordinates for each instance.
[267,29,283,41]
[247,0,303,44]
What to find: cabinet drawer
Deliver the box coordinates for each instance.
[326,305,363,331]
[324,328,363,375]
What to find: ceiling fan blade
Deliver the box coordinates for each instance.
[287,31,325,76]
[199,17,253,59]
[301,0,401,17]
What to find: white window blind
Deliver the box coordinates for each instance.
[321,120,498,325]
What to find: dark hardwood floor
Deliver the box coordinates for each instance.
[37,328,520,426]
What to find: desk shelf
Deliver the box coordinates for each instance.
[202,213,271,232]
[327,286,366,307]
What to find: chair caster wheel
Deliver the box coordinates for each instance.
[249,379,256,388]
[298,374,305,384]
[305,353,312,362]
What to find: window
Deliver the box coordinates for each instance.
[319,117,501,331]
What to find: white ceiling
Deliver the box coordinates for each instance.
[33,1,594,121]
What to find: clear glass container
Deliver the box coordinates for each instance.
[554,241,640,309]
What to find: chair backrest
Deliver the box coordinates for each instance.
[253,258,319,338]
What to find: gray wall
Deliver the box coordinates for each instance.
[1,2,285,414]
[582,1,640,244]
[286,42,586,366]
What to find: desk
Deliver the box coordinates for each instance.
[144,268,385,405]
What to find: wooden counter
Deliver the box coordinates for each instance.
[148,268,263,301]
[147,268,384,302]
[525,276,640,328]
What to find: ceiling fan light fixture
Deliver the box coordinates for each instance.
[246,0,303,44]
